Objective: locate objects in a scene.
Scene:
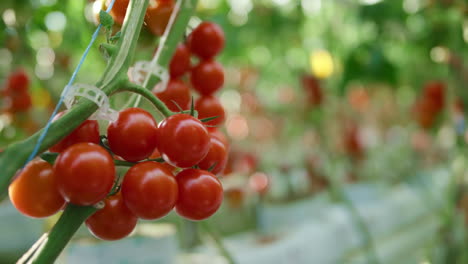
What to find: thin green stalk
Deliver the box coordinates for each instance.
[31,204,97,264]
[143,0,198,90]
[114,159,136,167]
[199,221,236,264]
[329,178,380,264]
[119,81,174,117]
[114,158,166,167]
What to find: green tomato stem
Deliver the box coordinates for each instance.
[199,221,236,264]
[30,204,97,264]
[119,81,174,117]
[328,177,380,264]
[114,159,136,167]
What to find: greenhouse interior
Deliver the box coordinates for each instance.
[0,0,467,263]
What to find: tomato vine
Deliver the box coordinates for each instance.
[6,0,200,263]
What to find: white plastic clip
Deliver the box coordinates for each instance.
[128,61,169,93]
[63,83,118,122]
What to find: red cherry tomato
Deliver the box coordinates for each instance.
[413,99,436,129]
[301,75,323,106]
[50,112,100,153]
[198,135,228,175]
[153,79,191,112]
[106,0,129,25]
[210,129,229,147]
[6,91,32,113]
[54,143,115,206]
[7,69,29,93]
[122,161,178,220]
[249,172,269,195]
[190,60,224,96]
[188,22,225,59]
[86,192,137,241]
[169,44,191,78]
[423,81,445,112]
[195,95,225,127]
[144,1,174,36]
[107,108,158,162]
[9,160,65,218]
[157,114,211,168]
[175,169,223,221]
[343,123,364,159]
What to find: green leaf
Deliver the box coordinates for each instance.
[99,10,114,30]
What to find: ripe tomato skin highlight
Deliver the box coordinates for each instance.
[145,1,174,36]
[50,112,100,153]
[107,108,158,162]
[153,79,191,112]
[9,160,65,218]
[170,44,191,78]
[54,143,115,206]
[157,114,211,168]
[85,193,138,241]
[188,22,225,59]
[7,69,29,93]
[195,95,226,127]
[190,60,224,96]
[198,136,228,175]
[175,169,223,221]
[122,162,178,220]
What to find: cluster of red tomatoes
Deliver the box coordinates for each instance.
[155,21,226,130]
[1,69,32,113]
[9,21,229,241]
[105,0,176,36]
[413,81,445,129]
[9,109,227,240]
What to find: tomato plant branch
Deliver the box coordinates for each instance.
[328,176,380,264]
[0,0,150,197]
[199,221,236,264]
[16,0,151,262]
[30,204,97,264]
[10,0,199,262]
[118,81,174,117]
